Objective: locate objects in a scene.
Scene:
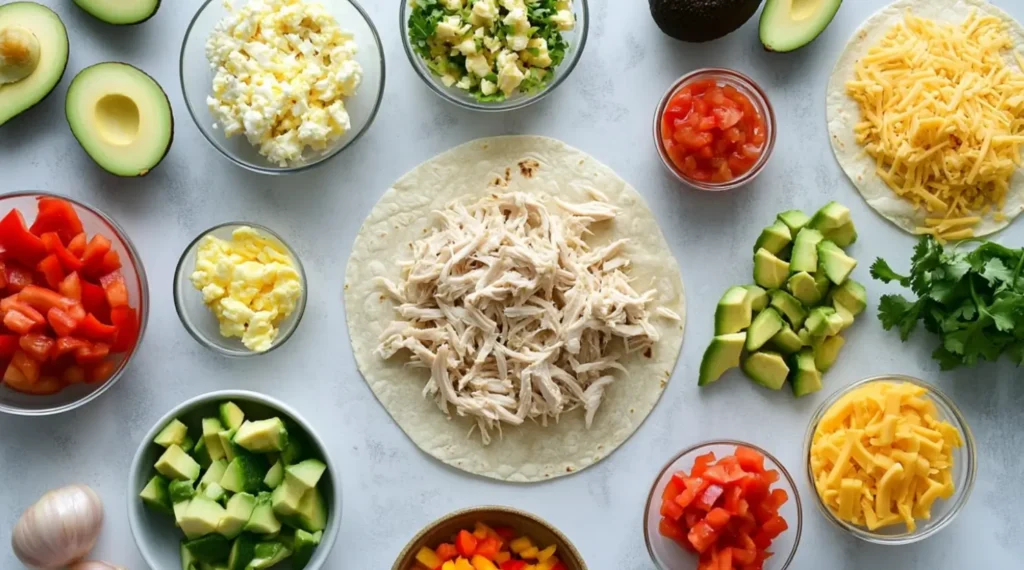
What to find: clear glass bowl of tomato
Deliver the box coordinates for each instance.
[0,192,148,416]
[644,440,802,570]
[655,69,777,191]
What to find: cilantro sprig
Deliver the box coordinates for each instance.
[871,236,1024,370]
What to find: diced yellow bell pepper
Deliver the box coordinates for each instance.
[416,547,442,569]
[495,552,511,564]
[520,546,539,559]
[536,545,557,563]
[454,558,474,570]
[471,555,499,570]
[509,537,534,554]
[474,521,498,540]
[442,562,457,570]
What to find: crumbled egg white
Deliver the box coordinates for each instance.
[205,0,363,167]
[191,226,303,353]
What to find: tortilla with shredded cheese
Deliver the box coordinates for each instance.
[827,0,1024,238]
[344,137,686,482]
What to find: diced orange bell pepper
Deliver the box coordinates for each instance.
[494,552,510,564]
[456,530,478,558]
[435,543,458,563]
[475,537,501,560]
[470,555,498,570]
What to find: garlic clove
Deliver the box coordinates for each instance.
[11,484,104,570]
[68,562,126,570]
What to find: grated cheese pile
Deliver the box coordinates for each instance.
[847,9,1024,240]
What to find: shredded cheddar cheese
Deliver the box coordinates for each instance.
[810,381,963,532]
[846,9,1024,239]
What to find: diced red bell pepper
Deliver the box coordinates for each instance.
[762,470,780,484]
[77,313,117,342]
[704,508,732,531]
[4,367,59,394]
[435,543,458,563]
[55,337,90,358]
[0,334,18,357]
[19,333,54,362]
[110,306,139,352]
[704,463,748,486]
[29,198,84,243]
[694,484,725,511]
[549,563,567,570]
[62,365,85,384]
[0,261,6,289]
[18,285,76,313]
[494,527,517,542]
[692,451,717,478]
[36,254,65,289]
[40,232,84,272]
[87,360,117,384]
[474,537,501,560]
[765,488,789,512]
[0,209,47,266]
[80,280,109,322]
[661,497,685,520]
[4,263,33,292]
[81,234,112,274]
[687,520,719,553]
[735,446,765,473]
[455,530,478,558]
[658,517,688,544]
[11,349,39,383]
[500,561,527,570]
[4,309,40,334]
[74,342,110,365]
[48,307,81,337]
[97,250,121,274]
[59,272,82,301]
[663,472,686,503]
[732,544,756,565]
[99,270,129,308]
[67,232,87,257]
[716,545,733,570]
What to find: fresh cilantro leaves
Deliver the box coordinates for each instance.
[872,236,1024,370]
[408,0,445,60]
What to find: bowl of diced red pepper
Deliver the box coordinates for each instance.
[644,441,802,570]
[0,192,147,415]
[394,506,586,570]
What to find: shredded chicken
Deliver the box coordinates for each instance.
[375,190,679,444]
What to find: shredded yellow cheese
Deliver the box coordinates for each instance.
[810,382,963,532]
[847,9,1024,239]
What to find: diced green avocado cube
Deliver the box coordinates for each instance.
[786,271,821,306]
[200,459,228,491]
[221,455,267,495]
[790,228,823,273]
[824,221,857,247]
[790,349,823,397]
[199,563,227,570]
[823,312,846,337]
[753,221,792,255]
[227,533,257,570]
[203,482,228,503]
[753,248,790,290]
[203,418,227,462]
[293,487,328,533]
[831,280,867,315]
[745,308,784,352]
[698,332,745,386]
[744,285,768,312]
[742,351,790,390]
[234,418,289,453]
[218,492,257,539]
[815,335,846,372]
[244,494,282,535]
[263,460,284,490]
[805,307,837,337]
[180,496,227,540]
[218,429,244,462]
[169,479,197,504]
[156,444,202,481]
[769,290,807,329]
[833,300,855,330]
[280,433,308,466]
[193,437,213,470]
[715,286,752,335]
[777,209,811,234]
[140,475,173,515]
[220,401,246,431]
[818,240,857,285]
[809,201,852,232]
[249,541,293,569]
[813,270,831,300]
[769,323,803,354]
[185,534,232,564]
[292,529,322,570]
[271,479,305,518]
[174,499,192,528]
[154,419,189,448]
[180,435,196,454]
[284,459,327,494]
[181,541,199,570]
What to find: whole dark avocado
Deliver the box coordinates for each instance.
[650,0,764,43]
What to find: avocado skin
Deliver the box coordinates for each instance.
[649,0,763,43]
[0,2,70,128]
[72,0,161,25]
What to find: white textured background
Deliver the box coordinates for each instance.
[1,0,1023,568]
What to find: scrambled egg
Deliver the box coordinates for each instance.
[205,0,363,166]
[191,226,303,352]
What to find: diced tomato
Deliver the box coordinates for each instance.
[735,446,765,473]
[29,198,84,243]
[80,280,109,322]
[55,337,90,358]
[435,543,458,563]
[688,79,716,95]
[4,263,33,292]
[474,537,501,560]
[87,360,117,384]
[36,254,65,289]
[455,530,478,558]
[0,209,47,266]
[74,342,110,365]
[67,233,87,257]
[19,333,54,362]
[40,232,84,272]
[698,115,718,131]
[18,285,76,313]
[80,234,112,274]
[59,272,82,301]
[712,107,744,129]
[99,270,129,308]
[77,313,117,342]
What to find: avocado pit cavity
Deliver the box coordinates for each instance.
[95,93,141,146]
[0,26,40,85]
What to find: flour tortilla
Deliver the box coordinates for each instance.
[344,136,686,482]
[826,0,1024,236]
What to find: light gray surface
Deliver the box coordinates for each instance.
[0,0,1022,568]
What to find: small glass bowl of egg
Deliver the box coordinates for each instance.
[173,222,308,357]
[803,375,977,545]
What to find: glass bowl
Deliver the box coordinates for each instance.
[644,440,803,570]
[803,375,977,545]
[392,506,587,570]
[653,68,777,191]
[173,222,307,357]
[0,192,149,416]
[400,0,589,112]
[128,390,341,570]
[180,0,385,174]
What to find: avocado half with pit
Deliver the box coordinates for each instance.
[0,2,69,127]
[66,62,173,177]
[73,0,161,25]
[760,0,843,52]
[649,0,763,43]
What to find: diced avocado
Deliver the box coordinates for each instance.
[777,209,810,234]
[790,349,823,397]
[181,435,196,453]
[249,541,292,569]
[218,429,243,462]
[805,306,836,337]
[280,433,308,466]
[185,534,232,564]
[181,541,198,570]
[745,308,784,352]
[193,437,213,470]
[818,240,857,285]
[786,271,821,306]
[825,221,857,247]
[832,280,867,315]
[293,486,328,533]
[769,290,807,330]
[244,494,282,535]
[815,335,846,372]
[203,418,227,462]
[813,270,831,300]
[199,563,227,570]
[180,496,227,540]
[833,300,855,331]
[234,418,289,453]
[169,479,197,504]
[753,221,791,255]
[698,332,746,386]
[154,419,189,448]
[271,479,305,518]
[174,500,191,528]
[220,402,246,431]
[284,459,327,494]
[156,444,202,481]
[714,286,752,335]
[823,312,846,337]
[218,492,257,539]
[264,460,284,490]
[140,475,172,515]
[769,323,803,354]
[292,529,322,570]
[744,285,768,312]
[221,455,267,495]
[742,351,790,390]
[203,482,227,504]
[790,228,823,273]
[227,533,257,570]
[760,0,842,52]
[200,459,228,491]
[753,248,790,290]
[809,201,851,232]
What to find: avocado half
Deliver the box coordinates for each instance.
[649,0,763,43]
[760,0,842,52]
[0,2,69,127]
[66,62,174,177]
[73,0,161,25]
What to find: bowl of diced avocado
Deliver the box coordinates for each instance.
[128,391,340,570]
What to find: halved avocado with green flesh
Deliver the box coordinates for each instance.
[760,0,842,53]
[73,0,160,25]
[66,62,173,177]
[0,2,68,126]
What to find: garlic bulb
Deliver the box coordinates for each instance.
[68,563,125,570]
[11,484,104,569]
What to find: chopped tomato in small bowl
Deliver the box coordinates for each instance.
[644,441,802,570]
[654,69,776,191]
[0,192,148,416]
